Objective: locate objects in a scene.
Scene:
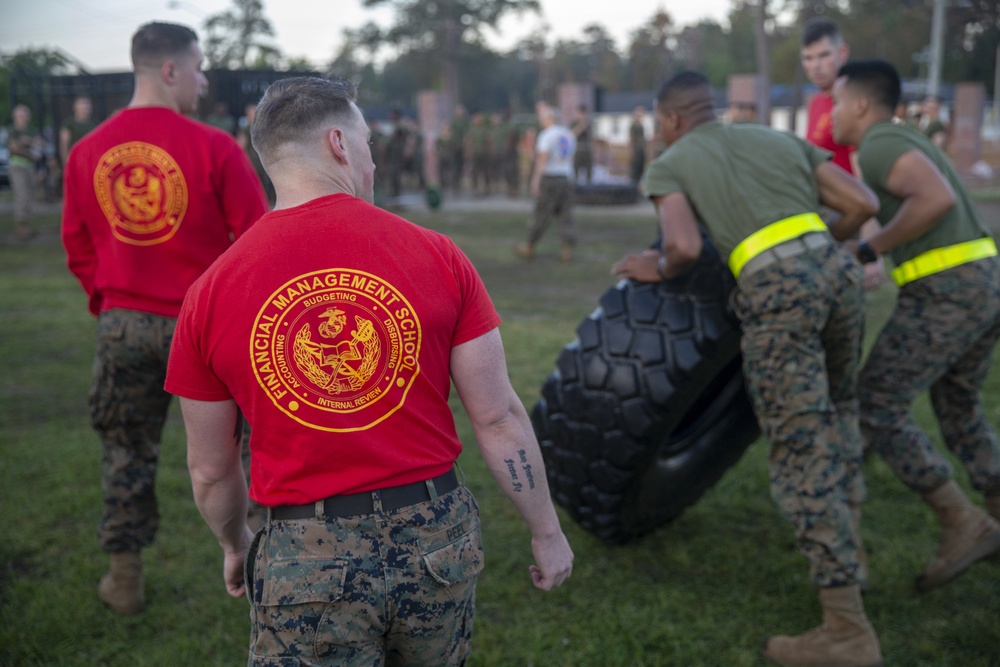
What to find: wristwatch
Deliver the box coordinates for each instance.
[656,254,670,280]
[857,241,878,265]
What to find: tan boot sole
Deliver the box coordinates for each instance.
[915,522,1000,592]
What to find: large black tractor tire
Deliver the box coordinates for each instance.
[531,242,761,544]
[574,183,639,206]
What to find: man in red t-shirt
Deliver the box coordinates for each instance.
[801,17,886,289]
[61,22,266,616]
[165,77,573,665]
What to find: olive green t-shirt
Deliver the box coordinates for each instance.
[61,117,97,154]
[857,121,989,267]
[642,120,831,260]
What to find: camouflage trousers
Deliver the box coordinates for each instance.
[527,176,574,247]
[860,256,1000,496]
[732,242,867,588]
[90,309,176,553]
[246,485,483,667]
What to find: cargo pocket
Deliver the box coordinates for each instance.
[419,516,484,587]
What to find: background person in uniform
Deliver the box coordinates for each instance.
[831,59,1000,592]
[918,94,948,149]
[611,70,882,667]
[628,105,647,186]
[502,109,522,197]
[570,103,593,184]
[7,104,45,240]
[204,100,237,135]
[801,17,886,290]
[163,76,573,666]
[436,122,456,194]
[60,21,267,616]
[468,111,491,197]
[514,102,576,262]
[59,96,96,173]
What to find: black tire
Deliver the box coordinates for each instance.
[574,183,639,206]
[531,241,761,544]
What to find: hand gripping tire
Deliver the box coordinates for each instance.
[531,239,761,544]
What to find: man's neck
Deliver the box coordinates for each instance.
[128,78,180,112]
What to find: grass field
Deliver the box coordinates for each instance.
[1,204,999,666]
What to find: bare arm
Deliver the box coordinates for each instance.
[59,127,71,167]
[611,192,702,282]
[859,149,955,255]
[530,150,550,198]
[450,329,573,591]
[815,162,879,241]
[180,397,254,598]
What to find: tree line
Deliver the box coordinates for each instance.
[5,0,1000,123]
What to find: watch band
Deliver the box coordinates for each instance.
[858,241,878,265]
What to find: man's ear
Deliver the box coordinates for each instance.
[328,127,348,161]
[161,60,176,85]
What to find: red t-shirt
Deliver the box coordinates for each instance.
[807,91,854,174]
[62,107,267,317]
[165,194,502,506]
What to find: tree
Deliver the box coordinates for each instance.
[360,0,540,111]
[1,48,76,125]
[202,0,281,70]
[625,10,675,91]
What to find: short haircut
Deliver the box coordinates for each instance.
[251,76,359,162]
[131,22,198,70]
[802,17,841,48]
[837,59,901,114]
[656,70,713,114]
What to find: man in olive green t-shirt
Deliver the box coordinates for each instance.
[59,96,97,168]
[7,104,45,240]
[612,70,882,667]
[832,59,1000,593]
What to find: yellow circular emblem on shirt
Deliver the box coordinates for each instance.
[93,141,187,245]
[250,269,422,432]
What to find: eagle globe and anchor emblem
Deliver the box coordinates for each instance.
[94,141,188,245]
[294,306,380,394]
[252,269,421,432]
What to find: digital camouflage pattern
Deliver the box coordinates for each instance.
[732,243,867,588]
[91,309,176,553]
[247,486,483,667]
[860,256,1000,497]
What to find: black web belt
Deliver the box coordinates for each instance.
[267,469,459,521]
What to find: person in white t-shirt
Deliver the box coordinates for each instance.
[514,102,577,262]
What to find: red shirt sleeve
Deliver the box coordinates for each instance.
[214,135,268,239]
[61,151,101,315]
[165,279,234,401]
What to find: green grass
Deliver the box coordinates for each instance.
[1,207,998,666]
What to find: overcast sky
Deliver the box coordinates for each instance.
[1,0,734,72]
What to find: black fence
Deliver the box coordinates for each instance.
[8,68,319,134]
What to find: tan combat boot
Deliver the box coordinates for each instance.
[513,242,534,260]
[915,480,1000,592]
[762,584,882,667]
[98,551,145,615]
[559,245,573,262]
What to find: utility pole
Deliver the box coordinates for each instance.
[754,0,771,124]
[928,0,945,97]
